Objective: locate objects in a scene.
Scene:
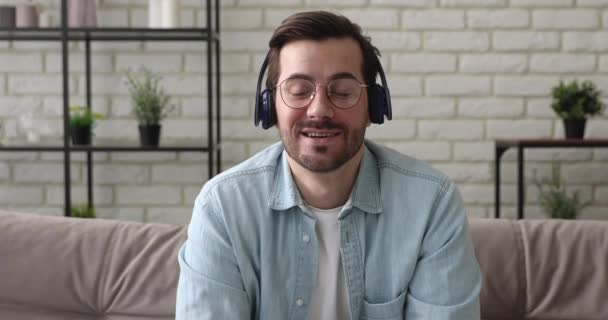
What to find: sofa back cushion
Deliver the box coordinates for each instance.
[0,210,186,320]
[2,210,607,320]
[471,218,608,320]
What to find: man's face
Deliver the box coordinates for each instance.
[275,37,369,173]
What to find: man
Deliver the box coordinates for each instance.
[177,11,481,320]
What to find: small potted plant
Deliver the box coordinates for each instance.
[533,162,589,219]
[551,80,605,139]
[69,106,102,145]
[124,67,174,147]
[71,203,96,218]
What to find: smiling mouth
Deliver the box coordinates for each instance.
[302,132,340,138]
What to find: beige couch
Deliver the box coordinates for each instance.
[0,209,606,319]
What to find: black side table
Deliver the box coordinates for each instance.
[495,139,608,219]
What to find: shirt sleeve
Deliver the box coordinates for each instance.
[404,181,482,320]
[176,193,252,319]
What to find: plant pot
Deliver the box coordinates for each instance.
[563,119,586,139]
[70,125,91,145]
[138,124,161,147]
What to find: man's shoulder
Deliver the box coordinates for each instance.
[365,140,451,188]
[202,142,283,193]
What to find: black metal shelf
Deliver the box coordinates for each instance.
[0,27,218,41]
[1,0,221,217]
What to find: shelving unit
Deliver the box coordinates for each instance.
[0,0,221,217]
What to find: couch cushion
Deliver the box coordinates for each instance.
[471,218,608,320]
[470,218,525,320]
[0,210,186,320]
[521,219,608,320]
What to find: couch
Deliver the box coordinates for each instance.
[0,209,606,319]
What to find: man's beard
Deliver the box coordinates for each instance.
[279,120,366,173]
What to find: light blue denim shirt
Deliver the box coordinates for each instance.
[177,140,481,320]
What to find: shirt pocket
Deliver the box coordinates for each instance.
[360,290,406,320]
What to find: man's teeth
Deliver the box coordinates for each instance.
[305,132,337,138]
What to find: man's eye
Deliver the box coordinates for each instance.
[289,90,312,97]
[331,91,352,97]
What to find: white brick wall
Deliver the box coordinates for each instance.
[532,10,599,30]
[487,119,553,139]
[0,163,9,180]
[563,32,608,52]
[424,32,489,51]
[0,53,43,72]
[391,98,455,118]
[115,186,182,205]
[466,10,529,29]
[0,0,607,222]
[458,98,525,118]
[529,54,596,73]
[418,120,484,140]
[460,54,527,74]
[493,31,560,51]
[427,76,491,96]
[402,11,465,30]
[0,186,44,205]
[392,54,456,73]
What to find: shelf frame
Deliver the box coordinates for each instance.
[0,0,221,217]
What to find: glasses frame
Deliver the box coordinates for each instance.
[274,77,369,110]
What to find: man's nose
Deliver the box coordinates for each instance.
[306,86,334,120]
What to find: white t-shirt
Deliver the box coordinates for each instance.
[305,204,351,320]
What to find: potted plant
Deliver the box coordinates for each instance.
[533,162,589,219]
[551,80,605,139]
[69,106,102,145]
[71,203,96,218]
[124,67,174,147]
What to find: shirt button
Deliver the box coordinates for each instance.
[302,234,310,243]
[296,298,304,307]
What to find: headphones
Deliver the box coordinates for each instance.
[254,51,392,129]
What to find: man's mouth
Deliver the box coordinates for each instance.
[302,132,340,138]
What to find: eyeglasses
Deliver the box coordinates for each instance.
[275,77,368,109]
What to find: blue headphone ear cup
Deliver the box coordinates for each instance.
[369,84,388,124]
[260,89,276,129]
[255,91,263,127]
[376,84,389,124]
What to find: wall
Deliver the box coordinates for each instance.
[0,0,607,223]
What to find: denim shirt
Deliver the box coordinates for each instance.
[176,140,481,320]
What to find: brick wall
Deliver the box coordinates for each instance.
[0,0,607,223]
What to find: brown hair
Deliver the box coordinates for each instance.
[265,11,380,90]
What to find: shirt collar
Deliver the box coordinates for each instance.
[269,142,382,214]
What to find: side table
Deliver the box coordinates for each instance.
[495,139,608,219]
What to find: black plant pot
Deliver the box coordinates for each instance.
[138,124,161,147]
[70,125,91,145]
[563,119,586,139]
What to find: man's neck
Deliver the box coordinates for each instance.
[287,146,364,210]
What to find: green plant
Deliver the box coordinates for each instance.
[533,162,589,219]
[551,80,605,120]
[124,67,174,126]
[71,203,96,218]
[69,106,103,127]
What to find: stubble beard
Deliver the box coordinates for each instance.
[279,120,366,173]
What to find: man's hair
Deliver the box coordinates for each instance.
[266,11,380,90]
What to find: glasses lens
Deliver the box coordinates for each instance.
[328,78,362,109]
[278,78,364,109]
[281,79,315,109]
